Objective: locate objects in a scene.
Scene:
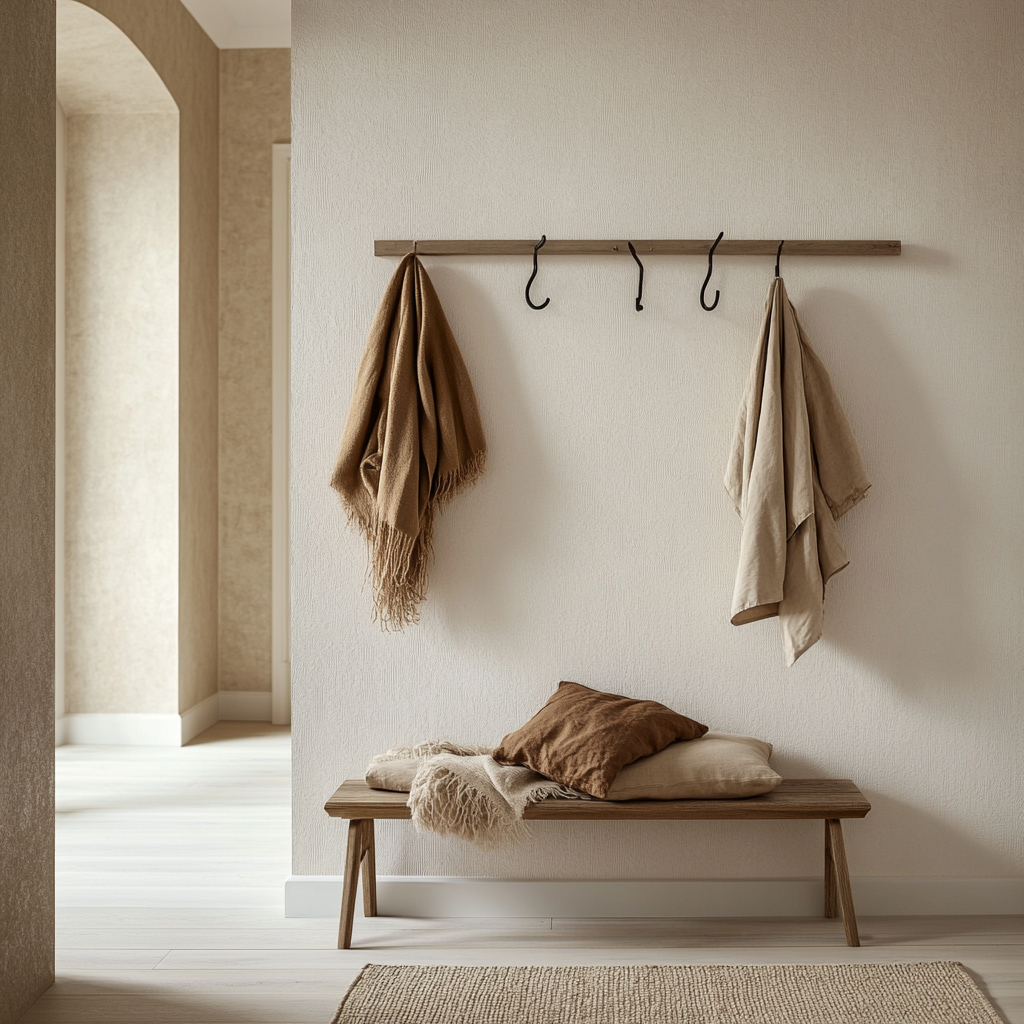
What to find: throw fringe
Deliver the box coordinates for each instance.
[406,749,585,850]
[347,450,486,631]
[366,515,429,630]
[433,449,488,508]
[369,740,585,849]
[408,756,530,850]
[371,740,493,763]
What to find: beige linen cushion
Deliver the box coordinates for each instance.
[366,758,420,792]
[604,732,781,800]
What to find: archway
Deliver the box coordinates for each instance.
[56,1,180,742]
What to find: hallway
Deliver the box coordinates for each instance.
[23,724,1024,1022]
[43,723,354,1022]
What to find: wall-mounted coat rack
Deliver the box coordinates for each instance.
[374,239,901,257]
[375,237,901,312]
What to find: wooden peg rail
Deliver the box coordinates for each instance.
[374,239,901,257]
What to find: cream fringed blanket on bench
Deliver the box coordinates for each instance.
[367,742,585,849]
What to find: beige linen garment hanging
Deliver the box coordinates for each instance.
[331,254,487,628]
[725,277,870,664]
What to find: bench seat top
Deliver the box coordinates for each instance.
[325,778,870,821]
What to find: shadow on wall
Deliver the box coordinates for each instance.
[848,790,1022,877]
[767,748,1018,877]
[421,267,553,637]
[800,280,981,697]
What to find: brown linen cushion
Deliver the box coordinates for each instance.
[492,681,708,799]
[605,732,782,800]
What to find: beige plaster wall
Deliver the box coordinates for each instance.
[63,111,180,715]
[218,48,291,694]
[57,0,175,115]
[0,3,56,1019]
[55,99,66,733]
[292,0,1024,884]
[79,0,220,714]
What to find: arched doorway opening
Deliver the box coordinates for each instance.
[56,1,180,742]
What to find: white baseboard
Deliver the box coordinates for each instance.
[219,690,272,721]
[56,690,273,747]
[181,693,220,744]
[61,711,184,746]
[284,875,1024,919]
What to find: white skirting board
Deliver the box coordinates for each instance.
[181,693,221,742]
[60,710,196,746]
[284,875,1024,919]
[57,690,273,746]
[219,690,273,721]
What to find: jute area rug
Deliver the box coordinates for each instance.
[331,962,1002,1024]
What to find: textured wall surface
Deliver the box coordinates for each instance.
[292,0,1024,883]
[0,3,56,1019]
[63,111,179,715]
[219,48,291,694]
[56,0,175,115]
[56,100,66,732]
[80,0,220,714]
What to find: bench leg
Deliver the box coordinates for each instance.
[826,818,860,947]
[824,820,837,918]
[360,819,377,917]
[338,819,368,950]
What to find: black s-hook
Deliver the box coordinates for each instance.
[627,242,644,312]
[525,235,550,310]
[700,231,724,311]
[775,239,784,278]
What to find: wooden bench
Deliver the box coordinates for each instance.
[324,778,870,949]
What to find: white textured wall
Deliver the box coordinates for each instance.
[64,112,179,715]
[292,0,1024,882]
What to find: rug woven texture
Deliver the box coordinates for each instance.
[331,961,1002,1024]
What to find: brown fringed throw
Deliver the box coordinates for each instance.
[331,254,487,628]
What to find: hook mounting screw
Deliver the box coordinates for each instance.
[526,235,550,310]
[628,242,644,312]
[700,232,724,311]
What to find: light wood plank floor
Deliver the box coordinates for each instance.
[25,721,1023,1023]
